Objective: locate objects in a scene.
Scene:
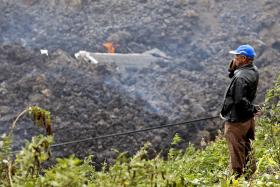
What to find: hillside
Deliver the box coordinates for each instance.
[0,0,280,164]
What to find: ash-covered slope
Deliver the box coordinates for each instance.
[1,0,279,104]
[0,45,221,166]
[0,0,280,163]
[1,0,279,59]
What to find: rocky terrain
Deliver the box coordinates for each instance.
[0,0,280,166]
[0,45,221,168]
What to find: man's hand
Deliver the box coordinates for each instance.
[228,60,236,78]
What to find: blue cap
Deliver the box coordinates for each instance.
[229,44,256,59]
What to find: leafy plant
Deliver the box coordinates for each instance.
[0,106,53,186]
[38,155,95,187]
[13,135,53,186]
[0,134,13,187]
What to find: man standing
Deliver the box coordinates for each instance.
[220,44,260,178]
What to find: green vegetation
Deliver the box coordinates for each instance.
[0,75,279,186]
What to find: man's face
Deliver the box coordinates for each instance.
[233,54,246,67]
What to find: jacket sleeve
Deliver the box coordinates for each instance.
[232,77,256,116]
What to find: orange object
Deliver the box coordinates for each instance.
[103,42,116,53]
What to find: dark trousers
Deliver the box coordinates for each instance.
[224,117,256,177]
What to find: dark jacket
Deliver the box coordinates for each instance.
[221,63,259,122]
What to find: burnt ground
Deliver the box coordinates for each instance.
[0,0,280,165]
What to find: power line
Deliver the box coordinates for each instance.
[51,115,219,148]
[7,115,220,155]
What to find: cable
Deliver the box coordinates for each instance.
[6,115,220,155]
[51,115,219,147]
